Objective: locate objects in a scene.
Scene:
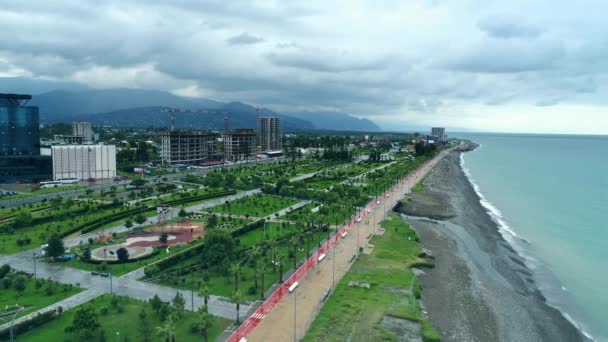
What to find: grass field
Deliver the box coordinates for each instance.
[17,294,230,342]
[0,273,81,320]
[304,213,439,342]
[209,194,299,218]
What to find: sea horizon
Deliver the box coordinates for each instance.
[457,132,607,341]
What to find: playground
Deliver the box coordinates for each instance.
[90,220,204,261]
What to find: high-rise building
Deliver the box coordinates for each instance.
[431,127,447,143]
[51,145,116,180]
[72,122,93,142]
[160,130,221,165]
[0,93,40,156]
[0,93,52,182]
[224,129,256,162]
[257,117,282,151]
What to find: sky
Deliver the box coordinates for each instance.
[1,0,608,134]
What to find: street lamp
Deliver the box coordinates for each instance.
[33,252,37,279]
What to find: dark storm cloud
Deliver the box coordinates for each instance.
[227,33,264,45]
[1,0,608,133]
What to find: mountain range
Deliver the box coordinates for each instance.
[0,77,381,132]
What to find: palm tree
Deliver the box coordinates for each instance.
[270,245,279,273]
[198,282,210,307]
[305,229,312,257]
[155,314,176,342]
[198,305,212,342]
[250,245,262,289]
[230,262,241,293]
[290,235,298,269]
[231,290,245,324]
[259,258,268,299]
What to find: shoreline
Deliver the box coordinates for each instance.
[398,146,588,342]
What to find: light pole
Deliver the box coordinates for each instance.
[116,331,120,342]
[8,305,24,342]
[332,235,336,291]
[33,252,37,279]
[293,286,297,342]
[104,248,113,295]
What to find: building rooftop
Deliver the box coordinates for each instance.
[0,93,33,106]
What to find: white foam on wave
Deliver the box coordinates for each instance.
[563,312,596,341]
[459,153,522,243]
[460,151,596,342]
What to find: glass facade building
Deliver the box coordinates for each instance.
[0,94,51,183]
[0,105,40,156]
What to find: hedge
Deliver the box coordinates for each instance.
[0,309,58,339]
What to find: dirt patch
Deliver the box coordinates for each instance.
[381,315,422,342]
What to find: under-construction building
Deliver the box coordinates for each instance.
[257,117,282,152]
[224,129,256,162]
[160,130,221,165]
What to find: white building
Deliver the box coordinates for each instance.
[51,145,116,180]
[72,122,93,142]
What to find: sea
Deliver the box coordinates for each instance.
[455,133,608,341]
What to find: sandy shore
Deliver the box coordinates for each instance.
[399,148,587,342]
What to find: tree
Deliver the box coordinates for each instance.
[135,214,147,227]
[250,245,262,289]
[138,307,152,342]
[131,178,147,188]
[125,219,134,229]
[198,283,210,307]
[290,235,298,269]
[197,305,212,342]
[231,290,245,324]
[230,262,241,293]
[150,294,163,315]
[155,314,176,342]
[159,233,169,246]
[116,247,130,263]
[200,229,235,266]
[259,258,268,299]
[71,305,100,338]
[13,275,26,298]
[0,264,11,279]
[178,208,187,218]
[14,211,33,228]
[172,292,186,318]
[81,248,92,262]
[46,234,65,259]
[207,214,218,229]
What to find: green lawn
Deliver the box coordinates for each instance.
[304,213,439,342]
[17,294,230,342]
[209,194,299,218]
[0,272,81,320]
[412,181,425,193]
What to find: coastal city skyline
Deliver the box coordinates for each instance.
[0,2,605,342]
[2,1,608,134]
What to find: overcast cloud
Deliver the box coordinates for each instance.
[1,0,608,134]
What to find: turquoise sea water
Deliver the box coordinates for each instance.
[457,133,608,342]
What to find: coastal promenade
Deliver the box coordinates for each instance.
[230,148,452,342]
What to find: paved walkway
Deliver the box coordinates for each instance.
[244,150,452,341]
